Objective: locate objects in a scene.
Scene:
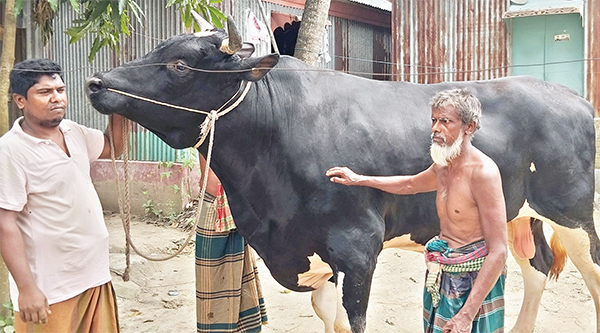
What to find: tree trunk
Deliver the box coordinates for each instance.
[0,0,16,136]
[0,261,8,318]
[293,0,331,66]
[0,0,17,319]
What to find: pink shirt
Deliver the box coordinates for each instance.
[0,118,110,311]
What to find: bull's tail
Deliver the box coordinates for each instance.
[548,232,567,281]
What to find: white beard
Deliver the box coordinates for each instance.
[430,133,464,167]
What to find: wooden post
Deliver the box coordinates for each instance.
[0,0,17,318]
[0,0,16,136]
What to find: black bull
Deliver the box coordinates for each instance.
[85,30,600,332]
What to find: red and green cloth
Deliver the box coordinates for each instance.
[423,237,505,333]
[196,189,268,333]
[214,184,236,232]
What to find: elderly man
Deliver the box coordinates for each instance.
[326,88,508,333]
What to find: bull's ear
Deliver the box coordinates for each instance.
[236,42,255,59]
[242,53,280,81]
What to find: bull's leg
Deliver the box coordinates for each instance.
[515,202,600,332]
[549,223,600,333]
[333,282,351,333]
[340,268,375,333]
[311,279,351,333]
[507,218,548,333]
[328,210,382,333]
[311,282,337,333]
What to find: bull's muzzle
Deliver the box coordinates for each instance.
[85,76,103,96]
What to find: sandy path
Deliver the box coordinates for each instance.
[107,215,596,332]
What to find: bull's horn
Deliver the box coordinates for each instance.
[191,10,214,32]
[220,16,242,54]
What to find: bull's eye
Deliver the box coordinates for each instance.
[168,60,190,74]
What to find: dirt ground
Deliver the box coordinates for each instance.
[107,213,597,333]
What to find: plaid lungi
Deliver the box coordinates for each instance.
[423,238,506,333]
[14,282,119,333]
[196,193,268,333]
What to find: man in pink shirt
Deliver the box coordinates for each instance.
[0,58,125,332]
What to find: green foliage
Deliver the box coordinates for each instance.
[177,148,201,178]
[142,198,178,225]
[142,199,163,218]
[144,148,202,225]
[158,148,200,181]
[13,0,24,16]
[181,148,200,174]
[160,171,172,180]
[11,0,225,62]
[158,161,175,168]
[185,217,195,228]
[158,161,174,180]
[169,184,180,194]
[0,302,14,333]
[64,0,144,61]
[166,0,226,29]
[164,200,177,221]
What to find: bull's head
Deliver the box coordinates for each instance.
[85,15,279,149]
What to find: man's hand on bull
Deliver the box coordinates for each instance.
[326,167,364,186]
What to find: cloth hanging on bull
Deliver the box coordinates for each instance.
[423,237,506,333]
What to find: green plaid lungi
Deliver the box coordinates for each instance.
[196,193,268,333]
[423,238,506,333]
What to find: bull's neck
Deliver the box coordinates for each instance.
[206,76,281,186]
[205,60,303,187]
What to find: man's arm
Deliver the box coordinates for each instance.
[444,163,508,332]
[325,164,437,195]
[0,208,51,324]
[99,114,125,159]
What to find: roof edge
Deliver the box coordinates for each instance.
[503,6,581,19]
[347,0,391,12]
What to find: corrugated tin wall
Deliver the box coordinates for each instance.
[34,7,115,130]
[586,0,600,116]
[32,1,390,160]
[35,2,191,161]
[217,0,295,58]
[391,0,509,83]
[333,18,392,79]
[221,0,388,73]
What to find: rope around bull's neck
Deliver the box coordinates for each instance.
[107,81,252,278]
[106,80,252,149]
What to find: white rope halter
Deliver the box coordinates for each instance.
[107,80,252,149]
[106,80,253,271]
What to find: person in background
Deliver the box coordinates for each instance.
[0,58,125,333]
[195,155,268,332]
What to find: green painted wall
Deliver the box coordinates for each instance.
[129,131,188,162]
[511,13,584,95]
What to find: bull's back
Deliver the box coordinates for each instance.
[454,76,594,222]
[228,67,596,289]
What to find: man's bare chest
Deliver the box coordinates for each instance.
[436,171,477,219]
